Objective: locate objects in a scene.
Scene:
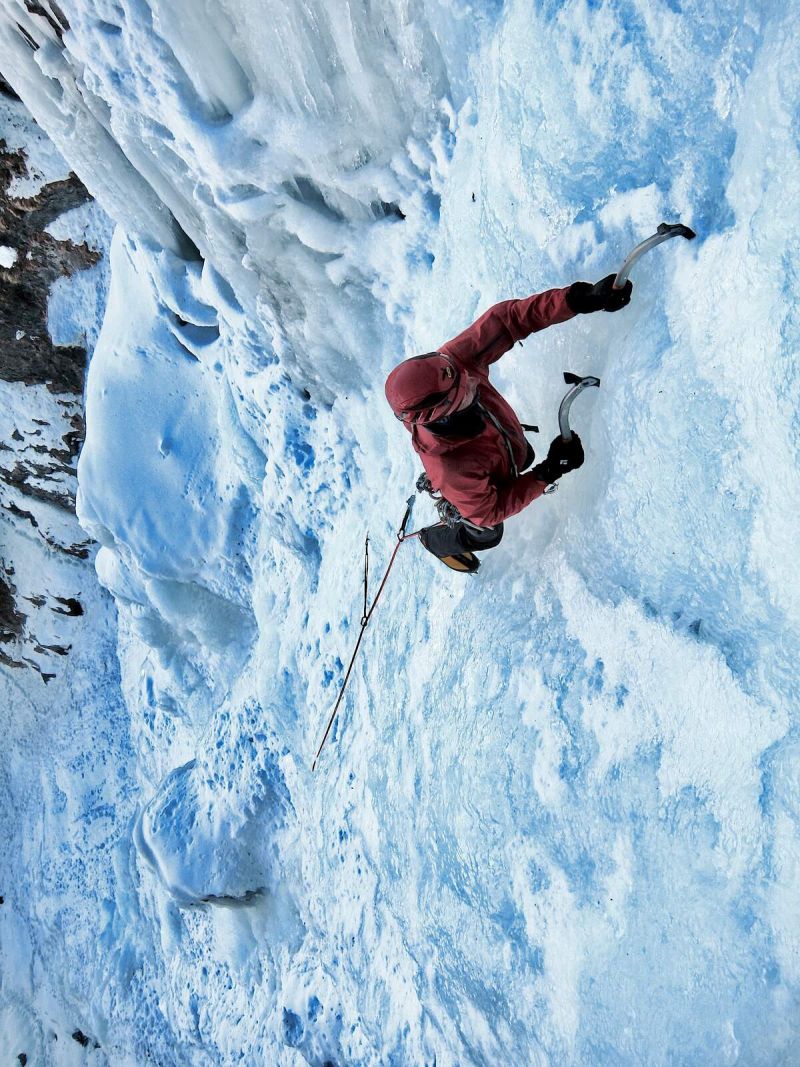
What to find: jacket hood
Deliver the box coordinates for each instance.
[385,352,471,424]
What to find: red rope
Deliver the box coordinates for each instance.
[311,520,419,772]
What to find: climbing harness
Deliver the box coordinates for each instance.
[415,471,494,534]
[416,471,462,528]
[312,497,420,771]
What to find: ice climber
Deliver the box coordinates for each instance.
[385,274,633,572]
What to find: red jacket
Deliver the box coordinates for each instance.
[405,287,576,526]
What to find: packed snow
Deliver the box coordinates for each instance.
[1,0,799,1063]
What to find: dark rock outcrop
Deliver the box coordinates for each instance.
[1,139,99,393]
[0,564,25,640]
[1,106,106,682]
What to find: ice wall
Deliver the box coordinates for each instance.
[1,0,799,1063]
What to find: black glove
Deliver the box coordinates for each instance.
[567,273,632,314]
[531,433,584,484]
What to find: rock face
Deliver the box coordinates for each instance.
[0,87,131,1064]
[0,95,109,682]
[0,141,99,393]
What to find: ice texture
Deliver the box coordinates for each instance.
[1,0,799,1063]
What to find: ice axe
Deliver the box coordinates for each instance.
[613,221,696,290]
[555,221,696,457]
[558,372,600,448]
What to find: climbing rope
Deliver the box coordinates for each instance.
[312,498,419,772]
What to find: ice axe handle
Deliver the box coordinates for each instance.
[558,374,600,445]
[613,221,696,289]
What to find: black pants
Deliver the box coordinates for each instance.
[420,521,504,559]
